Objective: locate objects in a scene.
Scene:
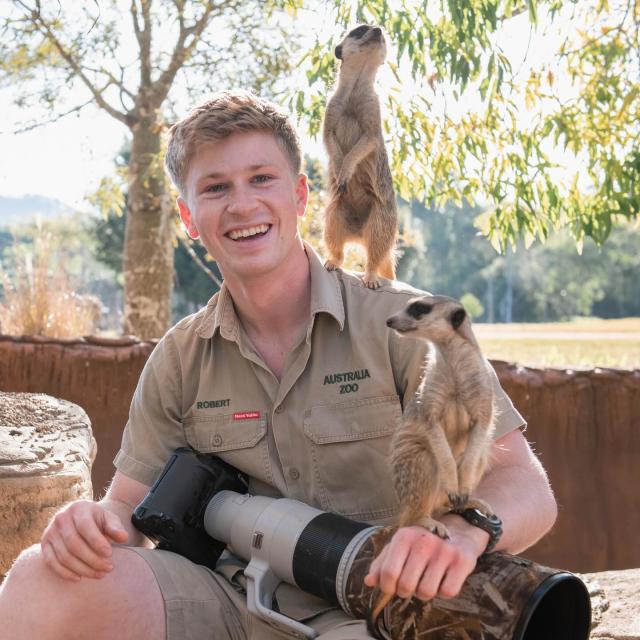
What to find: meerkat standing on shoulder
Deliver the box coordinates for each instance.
[369,295,497,631]
[323,24,398,289]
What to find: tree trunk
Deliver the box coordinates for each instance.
[123,117,174,339]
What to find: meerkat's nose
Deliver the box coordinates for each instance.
[386,318,393,327]
[372,27,382,36]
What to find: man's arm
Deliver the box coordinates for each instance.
[101,471,154,546]
[365,428,557,601]
[40,471,152,581]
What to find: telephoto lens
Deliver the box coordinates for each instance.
[204,491,591,640]
[204,490,376,609]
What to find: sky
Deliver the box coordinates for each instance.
[0,2,585,211]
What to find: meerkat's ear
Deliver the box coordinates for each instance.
[450,308,466,329]
[335,44,343,60]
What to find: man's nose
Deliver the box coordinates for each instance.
[227,185,257,215]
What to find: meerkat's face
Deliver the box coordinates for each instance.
[386,295,469,344]
[335,25,387,66]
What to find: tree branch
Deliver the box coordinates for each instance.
[178,233,223,288]
[82,63,136,101]
[9,97,95,134]
[139,0,153,87]
[150,0,233,106]
[16,0,130,125]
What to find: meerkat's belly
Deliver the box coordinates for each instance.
[333,113,363,152]
[442,401,471,459]
[340,189,374,233]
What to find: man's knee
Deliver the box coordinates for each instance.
[2,545,164,640]
[3,544,48,592]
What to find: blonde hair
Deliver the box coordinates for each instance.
[165,90,302,195]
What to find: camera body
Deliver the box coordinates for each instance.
[132,447,248,570]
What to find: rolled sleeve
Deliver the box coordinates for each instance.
[113,332,188,486]
[487,360,527,438]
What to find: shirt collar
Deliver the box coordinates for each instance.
[304,241,345,332]
[195,241,345,340]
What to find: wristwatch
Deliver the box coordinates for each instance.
[455,507,503,554]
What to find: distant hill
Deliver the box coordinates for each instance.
[0,195,74,227]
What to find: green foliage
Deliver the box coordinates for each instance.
[406,199,640,321]
[295,0,640,249]
[460,292,485,319]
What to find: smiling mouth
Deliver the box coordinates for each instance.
[226,224,271,241]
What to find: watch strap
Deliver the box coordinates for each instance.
[455,507,503,553]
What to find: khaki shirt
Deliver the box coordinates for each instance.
[115,244,525,526]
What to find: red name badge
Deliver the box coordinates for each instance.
[233,411,261,421]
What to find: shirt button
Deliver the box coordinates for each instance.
[275,405,284,414]
[289,468,300,480]
[212,435,223,447]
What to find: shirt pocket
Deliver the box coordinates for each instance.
[183,413,272,484]
[303,395,401,523]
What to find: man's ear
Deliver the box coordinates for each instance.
[177,197,199,239]
[295,173,309,218]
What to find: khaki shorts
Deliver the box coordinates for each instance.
[129,547,374,640]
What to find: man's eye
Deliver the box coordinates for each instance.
[253,174,272,184]
[204,184,225,193]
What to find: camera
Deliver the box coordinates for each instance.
[133,448,591,640]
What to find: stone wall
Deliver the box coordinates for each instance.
[1,335,638,573]
[0,392,95,577]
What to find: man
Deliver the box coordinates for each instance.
[0,91,557,640]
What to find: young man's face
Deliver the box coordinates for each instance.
[177,130,308,283]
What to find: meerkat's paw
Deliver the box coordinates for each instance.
[362,273,381,289]
[416,516,450,540]
[448,493,469,512]
[324,259,342,271]
[462,497,495,516]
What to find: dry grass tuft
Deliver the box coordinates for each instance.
[0,230,99,338]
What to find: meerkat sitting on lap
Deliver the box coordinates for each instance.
[369,295,498,627]
[323,24,398,289]
[386,295,497,534]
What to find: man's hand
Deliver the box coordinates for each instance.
[364,515,489,601]
[41,500,129,582]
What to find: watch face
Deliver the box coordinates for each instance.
[486,513,502,526]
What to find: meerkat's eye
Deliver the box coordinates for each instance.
[407,301,432,319]
[450,308,466,329]
[349,26,369,39]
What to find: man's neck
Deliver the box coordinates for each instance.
[222,243,311,378]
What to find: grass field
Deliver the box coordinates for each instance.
[473,318,640,369]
